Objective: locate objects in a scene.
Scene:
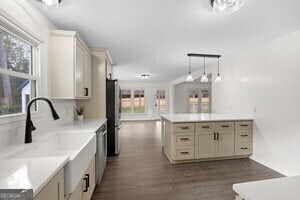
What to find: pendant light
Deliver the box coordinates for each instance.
[200,57,208,82]
[186,56,194,82]
[215,57,222,82]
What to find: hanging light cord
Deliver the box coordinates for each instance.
[188,56,191,74]
[203,56,206,75]
[217,57,220,76]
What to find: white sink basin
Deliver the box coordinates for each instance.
[7,133,96,195]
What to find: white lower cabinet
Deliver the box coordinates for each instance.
[164,120,253,163]
[195,132,215,159]
[34,169,64,200]
[67,157,96,200]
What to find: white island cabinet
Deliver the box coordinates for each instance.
[160,114,253,163]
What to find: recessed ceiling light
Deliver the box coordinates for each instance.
[37,0,62,6]
[141,74,150,79]
[211,0,244,15]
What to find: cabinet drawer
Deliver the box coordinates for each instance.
[195,123,214,133]
[174,147,195,160]
[236,143,252,155]
[235,121,253,130]
[236,130,253,142]
[174,132,194,146]
[173,123,194,133]
[216,122,234,131]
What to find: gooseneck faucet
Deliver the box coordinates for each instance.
[25,97,60,143]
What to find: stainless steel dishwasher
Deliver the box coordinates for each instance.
[95,122,107,185]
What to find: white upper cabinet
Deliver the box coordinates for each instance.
[50,29,92,99]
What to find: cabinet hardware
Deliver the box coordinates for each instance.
[202,126,210,128]
[241,134,249,137]
[83,174,90,192]
[216,132,219,140]
[180,127,189,130]
[240,124,248,127]
[180,151,190,155]
[213,132,216,140]
[221,125,229,128]
[240,147,249,150]
[180,138,189,141]
[84,88,89,96]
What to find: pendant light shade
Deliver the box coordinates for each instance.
[215,57,222,82]
[211,0,244,15]
[200,57,208,83]
[186,56,194,82]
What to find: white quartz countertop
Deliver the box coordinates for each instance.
[60,118,107,133]
[0,118,107,196]
[0,156,69,197]
[233,176,300,200]
[160,113,253,123]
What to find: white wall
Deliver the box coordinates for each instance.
[211,30,300,176]
[119,81,169,120]
[0,0,75,149]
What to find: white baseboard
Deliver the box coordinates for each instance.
[250,155,297,177]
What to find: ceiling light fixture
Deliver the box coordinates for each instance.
[37,0,62,6]
[215,57,222,82]
[200,57,208,83]
[211,0,244,15]
[186,56,194,82]
[141,74,150,79]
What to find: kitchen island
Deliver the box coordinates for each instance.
[160,113,254,163]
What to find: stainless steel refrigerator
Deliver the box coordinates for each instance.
[106,79,121,156]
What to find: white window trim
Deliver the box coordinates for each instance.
[0,9,43,124]
[155,88,168,114]
[121,87,146,115]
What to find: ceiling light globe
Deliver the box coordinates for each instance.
[212,0,244,15]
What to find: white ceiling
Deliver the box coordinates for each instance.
[31,0,300,82]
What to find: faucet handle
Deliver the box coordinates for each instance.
[30,121,36,131]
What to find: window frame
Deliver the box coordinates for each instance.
[155,89,167,114]
[120,88,146,115]
[0,10,42,124]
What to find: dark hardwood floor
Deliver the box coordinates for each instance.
[92,121,283,200]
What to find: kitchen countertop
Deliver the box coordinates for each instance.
[61,118,107,133]
[233,176,300,200]
[0,118,107,196]
[0,156,69,197]
[160,113,253,123]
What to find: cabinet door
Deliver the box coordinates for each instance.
[75,42,85,98]
[34,170,64,200]
[83,157,96,200]
[217,131,235,157]
[83,51,92,98]
[195,132,216,159]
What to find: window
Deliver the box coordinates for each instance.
[155,90,166,114]
[189,92,199,113]
[0,27,38,116]
[200,91,210,113]
[133,89,144,113]
[121,89,131,113]
[120,88,145,114]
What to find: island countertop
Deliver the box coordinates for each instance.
[160,113,253,123]
[233,176,299,200]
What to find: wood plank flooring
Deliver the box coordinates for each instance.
[92,121,283,200]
